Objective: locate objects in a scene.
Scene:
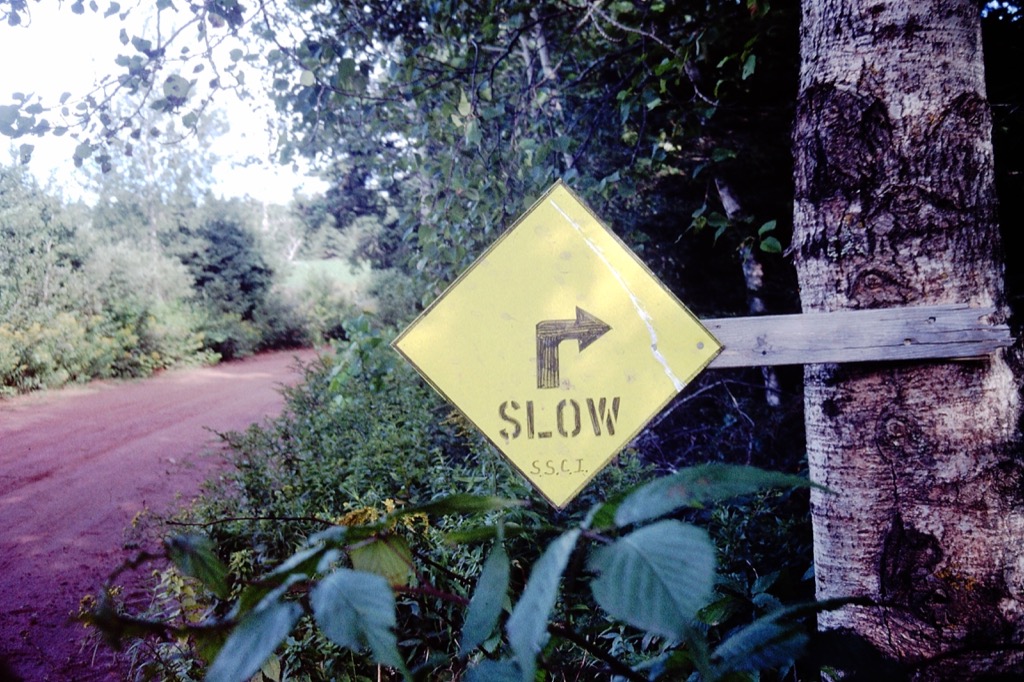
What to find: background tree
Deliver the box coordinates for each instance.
[171,198,275,359]
[792,0,1023,677]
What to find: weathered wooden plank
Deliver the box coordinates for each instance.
[704,304,1014,369]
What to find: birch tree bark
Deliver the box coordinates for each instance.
[792,1,1024,677]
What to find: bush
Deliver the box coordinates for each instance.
[197,310,261,361]
[368,268,420,328]
[90,315,821,682]
[251,294,313,351]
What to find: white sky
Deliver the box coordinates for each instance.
[0,2,326,204]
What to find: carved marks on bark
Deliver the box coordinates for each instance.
[871,375,1017,646]
[793,82,1001,309]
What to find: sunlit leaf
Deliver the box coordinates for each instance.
[349,535,414,587]
[589,520,715,639]
[458,89,472,117]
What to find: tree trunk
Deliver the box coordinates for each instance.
[792,1,1024,678]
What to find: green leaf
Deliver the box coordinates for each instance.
[459,543,510,656]
[710,611,807,676]
[589,520,715,639]
[758,220,777,236]
[614,464,819,527]
[742,54,757,80]
[394,494,524,519]
[465,658,522,682]
[507,529,580,682]
[163,74,192,100]
[300,70,316,87]
[349,535,414,587]
[458,89,472,117]
[206,599,302,682]
[711,147,737,162]
[760,236,783,254]
[442,522,526,545]
[164,534,229,599]
[0,104,19,128]
[310,568,409,676]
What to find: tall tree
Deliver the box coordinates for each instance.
[792,1,1023,677]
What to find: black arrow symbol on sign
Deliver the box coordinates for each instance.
[536,307,612,389]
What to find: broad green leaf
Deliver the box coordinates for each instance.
[164,534,229,599]
[349,535,414,587]
[760,236,783,253]
[260,654,282,682]
[442,522,526,545]
[163,75,191,99]
[394,493,524,519]
[458,89,472,117]
[300,70,316,87]
[507,529,580,682]
[0,105,20,128]
[589,520,715,639]
[267,545,339,581]
[758,219,777,236]
[710,612,807,676]
[310,568,408,675]
[742,54,757,80]
[614,464,818,527]
[465,658,521,682]
[205,600,301,682]
[459,543,510,656]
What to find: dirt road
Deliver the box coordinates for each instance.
[0,349,321,681]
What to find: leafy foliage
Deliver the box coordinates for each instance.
[83,326,827,681]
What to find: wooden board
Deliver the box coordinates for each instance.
[703,304,1014,369]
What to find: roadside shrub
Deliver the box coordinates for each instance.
[137,301,213,370]
[92,313,820,682]
[251,294,312,351]
[368,268,419,328]
[197,310,260,361]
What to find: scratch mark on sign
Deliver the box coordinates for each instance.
[549,198,685,391]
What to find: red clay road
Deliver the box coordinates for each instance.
[0,349,321,681]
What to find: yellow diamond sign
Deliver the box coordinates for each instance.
[393,181,722,508]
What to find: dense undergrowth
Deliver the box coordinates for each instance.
[85,312,836,682]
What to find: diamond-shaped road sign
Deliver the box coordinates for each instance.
[393,181,722,508]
